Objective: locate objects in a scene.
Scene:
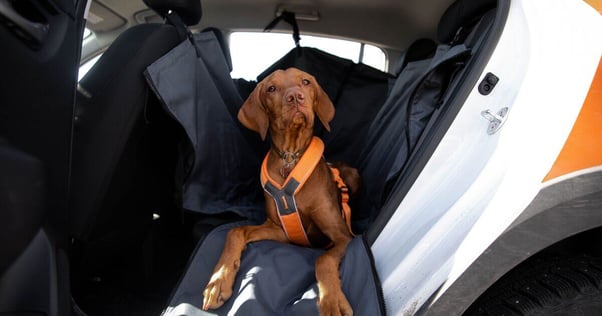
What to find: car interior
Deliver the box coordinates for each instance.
[0,0,503,314]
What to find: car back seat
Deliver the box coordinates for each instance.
[70,0,201,284]
[160,1,499,314]
[144,24,269,234]
[390,38,438,76]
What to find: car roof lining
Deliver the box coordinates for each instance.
[86,0,457,51]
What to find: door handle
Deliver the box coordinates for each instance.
[0,0,49,46]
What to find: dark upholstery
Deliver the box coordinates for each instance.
[143,0,202,25]
[72,24,182,241]
[390,38,437,75]
[202,27,233,72]
[70,4,193,281]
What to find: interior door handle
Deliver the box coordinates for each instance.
[0,0,49,46]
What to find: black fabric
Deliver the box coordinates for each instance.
[165,13,192,42]
[202,27,233,72]
[258,47,351,97]
[356,3,497,233]
[0,144,45,274]
[233,78,257,102]
[70,21,188,310]
[145,31,266,223]
[437,0,497,43]
[71,23,182,240]
[391,38,437,75]
[163,222,385,316]
[143,0,203,26]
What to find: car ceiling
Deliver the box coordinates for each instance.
[86,0,456,52]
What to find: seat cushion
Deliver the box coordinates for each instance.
[163,221,385,316]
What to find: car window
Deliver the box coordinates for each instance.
[83,27,92,39]
[230,32,387,80]
[78,28,101,81]
[78,53,102,81]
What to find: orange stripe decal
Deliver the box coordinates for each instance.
[584,0,602,15]
[544,57,602,182]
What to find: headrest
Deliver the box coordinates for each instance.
[391,38,437,75]
[404,38,437,63]
[437,0,496,43]
[143,0,202,26]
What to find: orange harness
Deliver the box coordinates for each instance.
[261,137,353,247]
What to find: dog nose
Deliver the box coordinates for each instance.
[285,90,305,105]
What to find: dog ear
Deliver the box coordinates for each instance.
[238,82,269,140]
[314,81,335,132]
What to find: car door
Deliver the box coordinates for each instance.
[367,0,602,314]
[0,0,87,315]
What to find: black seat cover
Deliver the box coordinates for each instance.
[70,0,201,277]
[351,0,496,232]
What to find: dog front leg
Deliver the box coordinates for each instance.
[202,220,287,310]
[316,234,353,316]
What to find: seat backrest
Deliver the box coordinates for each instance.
[352,0,497,232]
[70,0,202,242]
[202,27,233,72]
[390,38,437,76]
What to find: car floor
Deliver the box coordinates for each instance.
[72,213,195,315]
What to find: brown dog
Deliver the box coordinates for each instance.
[202,67,359,316]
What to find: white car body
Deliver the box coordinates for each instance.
[372,0,602,314]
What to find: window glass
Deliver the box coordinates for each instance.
[362,44,387,71]
[83,27,92,39]
[230,32,386,80]
[78,53,102,81]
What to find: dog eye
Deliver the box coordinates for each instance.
[302,79,310,86]
[267,85,276,93]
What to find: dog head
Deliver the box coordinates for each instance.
[238,68,335,140]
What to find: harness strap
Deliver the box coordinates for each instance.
[329,166,353,236]
[261,137,354,246]
[261,137,324,246]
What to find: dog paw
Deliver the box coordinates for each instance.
[202,267,235,310]
[318,293,354,316]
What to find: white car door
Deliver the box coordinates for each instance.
[370,0,602,314]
